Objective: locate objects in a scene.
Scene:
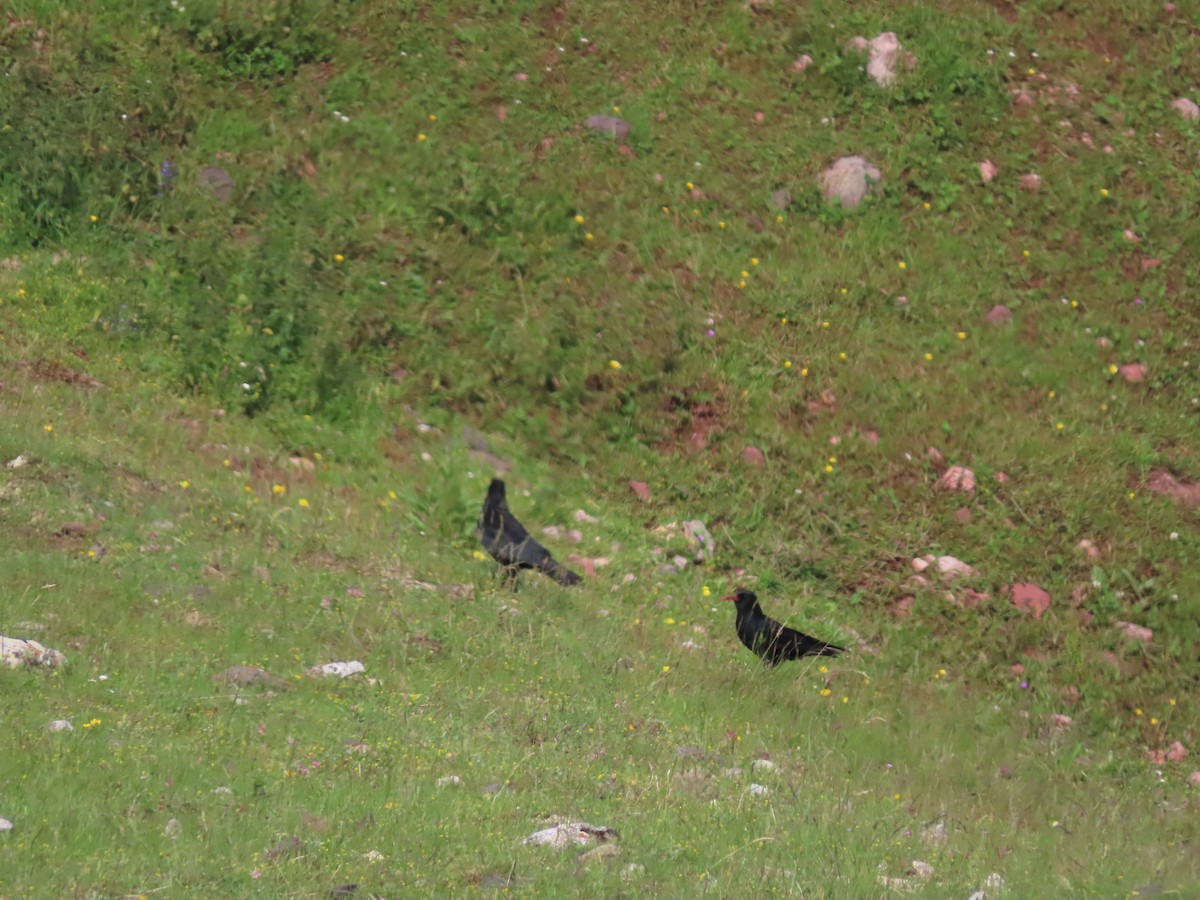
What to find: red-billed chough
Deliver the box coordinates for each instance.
[724,589,842,665]
[477,478,581,586]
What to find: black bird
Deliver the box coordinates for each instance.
[723,589,843,665]
[477,478,582,586]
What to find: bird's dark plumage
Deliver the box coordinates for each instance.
[724,590,843,666]
[477,478,582,586]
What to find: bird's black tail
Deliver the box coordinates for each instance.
[541,559,582,586]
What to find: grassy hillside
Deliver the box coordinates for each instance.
[2,0,1200,896]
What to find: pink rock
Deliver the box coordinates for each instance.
[754,111,765,123]
[1141,257,1161,271]
[862,429,879,445]
[1050,713,1074,735]
[1009,582,1051,619]
[958,588,989,607]
[793,54,814,72]
[979,160,998,184]
[1166,741,1188,763]
[1076,539,1100,559]
[995,471,1010,484]
[1079,610,1094,626]
[1115,620,1153,644]
[513,72,528,82]
[925,447,945,466]
[1164,1,1177,10]
[1010,663,1025,675]
[1019,173,1042,191]
[629,480,651,501]
[846,32,916,87]
[743,446,766,466]
[1012,89,1036,107]
[937,466,976,494]
[985,304,1013,325]
[955,507,972,524]
[1123,229,1141,243]
[1119,363,1147,383]
[1171,98,1200,121]
[892,595,914,619]
[496,105,508,121]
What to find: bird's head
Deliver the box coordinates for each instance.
[723,589,757,607]
[486,478,507,501]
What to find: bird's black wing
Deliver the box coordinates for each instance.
[765,621,843,664]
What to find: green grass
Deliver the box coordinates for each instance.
[2,0,1200,896]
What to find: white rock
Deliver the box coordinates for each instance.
[748,783,770,796]
[0,817,13,831]
[47,719,73,732]
[750,759,777,773]
[0,636,66,669]
[318,660,365,678]
[911,860,934,879]
[523,822,616,849]
[164,818,182,838]
[436,775,463,787]
[911,556,932,573]
[984,872,1005,890]
[6,454,29,469]
[622,863,646,880]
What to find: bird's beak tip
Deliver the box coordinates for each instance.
[721,594,737,602]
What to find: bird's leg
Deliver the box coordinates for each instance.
[503,566,521,592]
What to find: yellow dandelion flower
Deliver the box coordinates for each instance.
[472,550,487,561]
[89,214,98,223]
[922,202,931,210]
[824,464,834,473]
[784,360,792,368]
[43,424,53,433]
[738,280,746,288]
[1027,67,1036,75]
[838,352,847,360]
[820,688,832,696]
[272,484,286,494]
[665,617,676,625]
[894,793,901,801]
[800,368,808,376]
[417,133,427,141]
[612,105,621,113]
[179,480,190,489]
[686,182,694,190]
[718,221,726,229]
[751,257,759,266]
[956,331,967,340]
[244,485,253,493]
[662,206,670,214]
[299,498,310,508]
[1151,717,1159,725]
[388,490,397,500]
[1056,422,1064,430]
[828,456,837,463]
[822,321,830,328]
[1100,188,1109,197]
[1128,491,1136,498]
[897,261,907,270]
[776,215,783,222]
[924,353,933,361]
[1022,249,1030,257]
[334,254,345,263]
[1170,698,1177,706]
[223,458,231,467]
[702,586,711,596]
[585,233,594,241]
[1108,364,1118,374]
[741,270,749,278]
[780,317,788,324]
[819,665,829,673]
[1135,708,1143,716]
[1070,300,1079,308]
[840,288,847,295]
[574,214,585,224]
[609,360,622,369]
[842,696,849,703]
[662,665,670,673]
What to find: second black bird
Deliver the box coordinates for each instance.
[477,478,582,586]
[724,589,843,666]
